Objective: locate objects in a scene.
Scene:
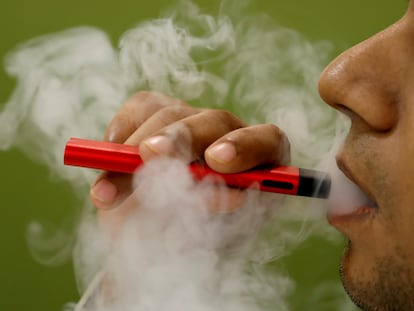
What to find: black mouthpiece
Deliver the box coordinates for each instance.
[298,168,331,199]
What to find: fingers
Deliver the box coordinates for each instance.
[104,91,186,143]
[205,124,290,173]
[90,90,290,212]
[90,172,133,210]
[90,108,246,209]
[137,109,245,162]
[124,104,203,149]
[91,91,190,209]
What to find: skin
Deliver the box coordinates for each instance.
[318,2,414,310]
[90,91,290,234]
[90,2,414,309]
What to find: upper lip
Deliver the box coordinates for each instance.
[335,155,378,209]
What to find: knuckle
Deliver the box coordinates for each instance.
[107,111,132,132]
[260,124,290,160]
[262,123,283,139]
[203,109,244,128]
[128,91,163,109]
[155,105,196,124]
[160,105,190,117]
[130,90,152,103]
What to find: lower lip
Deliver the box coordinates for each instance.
[327,205,377,227]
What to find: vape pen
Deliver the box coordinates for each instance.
[64,137,330,198]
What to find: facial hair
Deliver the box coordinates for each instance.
[340,241,414,311]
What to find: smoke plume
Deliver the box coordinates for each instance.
[1,1,357,310]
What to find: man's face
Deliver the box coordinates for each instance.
[318,2,414,310]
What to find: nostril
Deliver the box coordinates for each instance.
[318,58,399,132]
[335,104,358,121]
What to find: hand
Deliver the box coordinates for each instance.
[89,91,290,230]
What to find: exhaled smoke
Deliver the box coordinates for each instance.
[1,0,357,310]
[0,27,128,187]
[78,158,292,311]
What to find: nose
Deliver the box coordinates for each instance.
[318,18,408,131]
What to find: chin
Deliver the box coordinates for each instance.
[339,240,414,311]
[339,241,371,310]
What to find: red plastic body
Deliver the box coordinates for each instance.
[64,137,300,195]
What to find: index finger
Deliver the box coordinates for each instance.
[104,91,186,143]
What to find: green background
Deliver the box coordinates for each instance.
[0,0,407,310]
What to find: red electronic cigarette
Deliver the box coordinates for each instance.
[64,137,331,199]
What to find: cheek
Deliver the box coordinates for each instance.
[374,119,414,255]
[389,118,414,218]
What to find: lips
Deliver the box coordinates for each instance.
[327,159,378,228]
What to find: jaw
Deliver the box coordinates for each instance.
[339,237,414,311]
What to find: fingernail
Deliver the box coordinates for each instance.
[107,130,118,143]
[207,142,237,164]
[91,179,117,203]
[106,125,121,143]
[142,135,174,155]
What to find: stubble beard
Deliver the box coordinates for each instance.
[339,241,414,311]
